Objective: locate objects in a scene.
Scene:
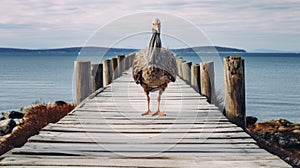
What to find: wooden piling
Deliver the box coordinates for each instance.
[128,53,135,67]
[117,55,125,76]
[178,59,185,79]
[191,64,200,93]
[175,57,179,75]
[102,59,111,87]
[91,63,103,92]
[224,56,245,128]
[182,62,192,84]
[125,55,130,70]
[200,61,215,104]
[110,57,118,80]
[125,54,132,70]
[176,57,182,77]
[75,60,92,104]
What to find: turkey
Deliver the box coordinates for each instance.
[132,18,177,116]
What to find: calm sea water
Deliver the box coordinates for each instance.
[0,51,299,122]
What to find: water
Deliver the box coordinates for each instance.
[0,51,299,123]
[177,52,300,122]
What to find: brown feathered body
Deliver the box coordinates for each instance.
[132,47,177,93]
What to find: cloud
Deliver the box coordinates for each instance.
[0,0,299,50]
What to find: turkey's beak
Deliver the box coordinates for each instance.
[153,23,160,33]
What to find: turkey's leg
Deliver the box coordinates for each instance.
[142,92,152,116]
[153,90,166,116]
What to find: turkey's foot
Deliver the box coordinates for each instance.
[152,111,166,116]
[142,110,152,116]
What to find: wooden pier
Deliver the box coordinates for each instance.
[0,55,290,167]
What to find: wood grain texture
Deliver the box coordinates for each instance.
[117,55,125,78]
[0,69,289,167]
[91,63,103,92]
[200,61,215,104]
[102,59,111,87]
[75,61,92,104]
[224,56,246,128]
[110,57,118,80]
[191,64,200,93]
[182,61,192,85]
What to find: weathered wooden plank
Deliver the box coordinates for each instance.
[66,111,222,117]
[88,99,206,104]
[16,143,268,154]
[45,122,237,130]
[34,131,252,140]
[51,121,234,125]
[41,127,244,134]
[72,111,222,117]
[52,118,230,124]
[78,111,219,116]
[81,104,211,109]
[28,136,256,144]
[90,97,207,101]
[98,93,203,98]
[9,149,276,158]
[77,104,218,109]
[19,141,262,148]
[0,155,288,168]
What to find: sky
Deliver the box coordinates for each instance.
[0,0,300,51]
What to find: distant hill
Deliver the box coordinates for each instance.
[172,46,246,53]
[249,48,298,53]
[0,47,138,53]
[0,46,246,53]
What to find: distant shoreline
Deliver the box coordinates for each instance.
[0,46,246,53]
[1,46,300,54]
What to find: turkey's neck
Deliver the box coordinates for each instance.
[149,29,161,64]
[149,29,161,49]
